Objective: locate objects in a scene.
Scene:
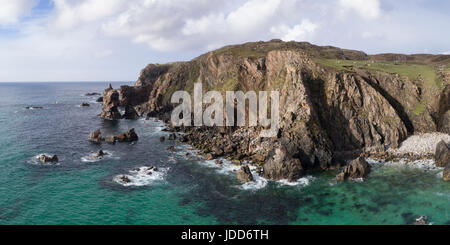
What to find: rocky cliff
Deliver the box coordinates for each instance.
[111,40,449,181]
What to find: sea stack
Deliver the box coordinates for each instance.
[100,88,122,120]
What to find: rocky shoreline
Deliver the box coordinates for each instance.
[96,40,450,183]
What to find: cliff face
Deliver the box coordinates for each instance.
[118,40,449,180]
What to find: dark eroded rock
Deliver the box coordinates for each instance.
[413,216,430,225]
[263,146,304,182]
[100,89,122,120]
[105,136,116,144]
[94,150,107,159]
[205,153,214,160]
[120,175,131,183]
[237,165,254,183]
[123,105,140,120]
[444,166,450,182]
[39,154,58,164]
[335,157,371,181]
[88,129,104,143]
[435,140,450,167]
[117,128,139,142]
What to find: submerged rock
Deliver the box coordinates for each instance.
[167,146,176,152]
[168,133,177,140]
[413,216,430,225]
[88,129,104,143]
[120,175,131,183]
[94,150,107,159]
[237,165,254,183]
[39,154,58,164]
[159,136,165,142]
[435,140,450,167]
[335,157,371,181]
[84,92,101,96]
[263,146,304,182]
[25,106,43,110]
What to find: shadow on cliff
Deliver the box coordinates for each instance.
[361,76,414,135]
[303,75,364,164]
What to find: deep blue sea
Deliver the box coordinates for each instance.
[0,82,449,225]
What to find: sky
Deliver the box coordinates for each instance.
[0,0,449,82]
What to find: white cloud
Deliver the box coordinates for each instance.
[1,0,450,82]
[339,0,381,20]
[0,0,38,25]
[271,19,318,42]
[226,0,281,33]
[51,0,126,30]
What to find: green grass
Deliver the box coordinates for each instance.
[221,76,240,91]
[213,46,268,59]
[314,59,441,88]
[413,102,425,116]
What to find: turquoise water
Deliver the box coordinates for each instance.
[0,82,449,225]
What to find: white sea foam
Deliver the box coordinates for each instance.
[367,158,442,171]
[277,175,316,187]
[240,175,268,190]
[81,150,118,163]
[28,154,61,166]
[113,166,168,187]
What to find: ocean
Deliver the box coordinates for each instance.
[0,82,448,225]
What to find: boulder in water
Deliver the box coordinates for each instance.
[444,166,450,182]
[435,140,450,167]
[159,136,165,142]
[39,154,58,164]
[335,157,371,181]
[120,175,131,183]
[168,133,177,140]
[117,128,139,142]
[205,153,214,160]
[413,216,430,225]
[88,129,104,143]
[81,103,90,107]
[263,146,304,182]
[237,165,254,182]
[96,97,103,103]
[105,136,116,144]
[94,150,107,159]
